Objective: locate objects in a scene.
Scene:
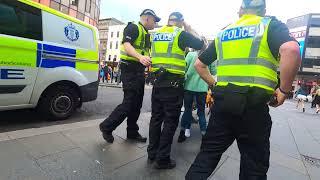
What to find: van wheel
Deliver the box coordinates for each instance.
[39,85,79,121]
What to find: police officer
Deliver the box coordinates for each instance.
[99,9,161,143]
[147,12,205,169]
[186,0,301,179]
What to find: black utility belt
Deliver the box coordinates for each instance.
[213,84,272,115]
[120,60,145,72]
[154,79,184,88]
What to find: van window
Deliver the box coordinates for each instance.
[0,0,42,40]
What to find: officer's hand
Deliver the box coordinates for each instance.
[139,56,151,67]
[269,88,287,107]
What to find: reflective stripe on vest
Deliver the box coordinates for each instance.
[151,53,185,60]
[216,17,278,90]
[217,76,277,89]
[152,63,185,71]
[217,58,277,72]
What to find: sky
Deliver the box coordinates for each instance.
[100,0,320,38]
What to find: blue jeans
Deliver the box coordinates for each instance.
[181,90,207,132]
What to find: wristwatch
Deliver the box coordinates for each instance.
[279,87,291,96]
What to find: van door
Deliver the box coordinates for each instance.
[0,0,42,107]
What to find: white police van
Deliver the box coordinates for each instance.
[0,0,100,120]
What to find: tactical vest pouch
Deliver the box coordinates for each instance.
[220,84,249,115]
[153,68,184,88]
[154,67,168,83]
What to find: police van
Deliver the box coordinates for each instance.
[0,0,99,120]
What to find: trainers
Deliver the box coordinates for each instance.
[178,130,186,143]
[201,131,206,136]
[154,159,176,169]
[127,133,147,143]
[102,132,114,143]
[185,129,191,137]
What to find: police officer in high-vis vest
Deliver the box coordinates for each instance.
[185,0,301,179]
[147,12,205,169]
[100,9,160,143]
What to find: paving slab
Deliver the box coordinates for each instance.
[113,112,151,149]
[78,139,146,172]
[287,117,320,159]
[36,148,108,180]
[62,126,125,151]
[210,157,309,180]
[270,117,301,159]
[0,140,48,180]
[270,149,307,175]
[301,155,320,180]
[111,156,186,180]
[17,132,77,159]
[6,119,101,140]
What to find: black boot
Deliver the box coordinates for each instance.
[147,156,156,164]
[102,132,114,143]
[127,133,147,143]
[154,159,176,169]
[99,123,114,143]
[178,130,186,143]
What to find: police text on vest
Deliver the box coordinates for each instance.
[153,33,174,42]
[222,26,257,42]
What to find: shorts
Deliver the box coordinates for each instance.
[297,95,312,102]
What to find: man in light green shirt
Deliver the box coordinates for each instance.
[178,51,216,142]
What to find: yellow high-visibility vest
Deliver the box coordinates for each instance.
[120,23,150,62]
[151,26,186,75]
[215,15,279,93]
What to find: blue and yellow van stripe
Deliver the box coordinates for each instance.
[37,43,76,68]
[36,43,98,70]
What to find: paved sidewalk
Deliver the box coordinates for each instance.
[0,101,319,180]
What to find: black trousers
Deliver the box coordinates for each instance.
[186,92,272,180]
[100,62,145,136]
[147,86,184,162]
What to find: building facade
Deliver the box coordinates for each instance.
[287,14,320,92]
[98,18,125,63]
[32,0,101,26]
[105,25,126,65]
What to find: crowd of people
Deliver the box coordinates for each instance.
[99,64,121,84]
[295,83,320,113]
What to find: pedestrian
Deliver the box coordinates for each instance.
[314,88,320,113]
[117,65,122,85]
[99,65,105,83]
[113,67,118,84]
[99,9,160,143]
[108,66,112,83]
[147,12,205,169]
[103,65,108,83]
[118,68,122,84]
[185,0,301,179]
[178,49,215,143]
[295,84,311,112]
[311,84,319,108]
